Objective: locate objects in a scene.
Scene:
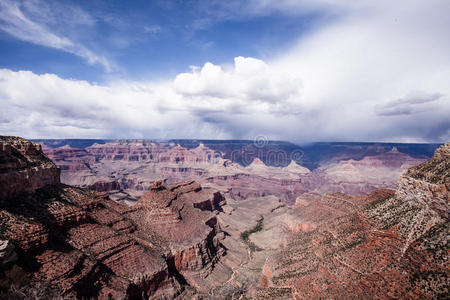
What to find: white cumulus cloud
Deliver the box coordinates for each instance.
[174,57,301,103]
[0,0,449,142]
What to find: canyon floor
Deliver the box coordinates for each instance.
[1,137,448,299]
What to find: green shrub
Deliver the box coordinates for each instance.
[240,215,264,241]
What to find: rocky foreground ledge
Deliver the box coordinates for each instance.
[0,136,226,299]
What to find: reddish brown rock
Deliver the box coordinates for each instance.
[87,180,121,192]
[43,145,94,171]
[86,140,163,162]
[39,139,428,205]
[260,143,450,299]
[0,136,60,200]
[2,137,446,299]
[0,137,227,299]
[151,179,164,190]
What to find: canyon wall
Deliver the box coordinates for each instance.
[0,137,227,299]
[259,143,449,299]
[38,140,428,204]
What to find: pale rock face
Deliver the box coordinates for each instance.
[0,239,26,293]
[282,160,310,175]
[322,151,424,184]
[391,142,449,250]
[0,240,17,265]
[245,158,310,179]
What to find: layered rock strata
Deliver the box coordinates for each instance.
[260,143,449,299]
[0,137,226,299]
[0,136,60,199]
[39,140,427,204]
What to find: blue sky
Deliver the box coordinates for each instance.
[0,0,325,82]
[0,0,449,142]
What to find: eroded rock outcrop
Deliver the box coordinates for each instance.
[87,180,121,192]
[43,144,94,172]
[0,137,226,299]
[260,143,449,299]
[0,136,60,200]
[132,181,226,291]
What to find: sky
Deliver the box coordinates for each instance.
[0,0,449,143]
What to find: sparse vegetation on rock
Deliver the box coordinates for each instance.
[241,215,264,242]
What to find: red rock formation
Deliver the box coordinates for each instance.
[87,180,121,192]
[82,140,218,164]
[260,143,449,299]
[44,145,94,171]
[133,181,226,290]
[0,136,60,200]
[0,137,226,299]
[86,140,163,161]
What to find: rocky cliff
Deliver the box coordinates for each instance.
[0,137,226,299]
[260,143,449,299]
[0,137,60,200]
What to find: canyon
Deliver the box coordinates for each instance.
[38,139,433,205]
[1,136,448,299]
